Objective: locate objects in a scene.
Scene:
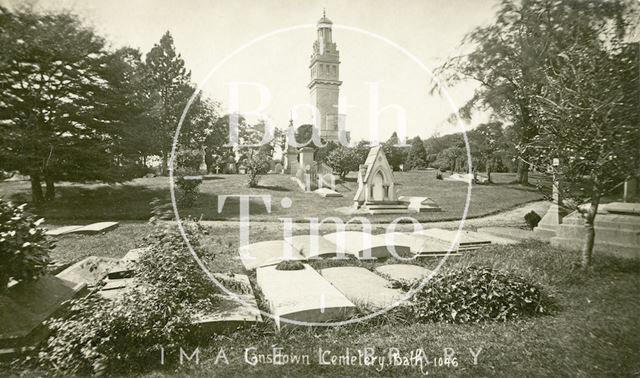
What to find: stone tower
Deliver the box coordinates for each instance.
[308,10,343,142]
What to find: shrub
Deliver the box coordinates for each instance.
[0,199,53,292]
[407,266,554,323]
[244,151,270,187]
[276,260,305,271]
[175,176,201,208]
[524,210,542,229]
[175,148,204,175]
[39,220,218,375]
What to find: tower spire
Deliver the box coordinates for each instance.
[323,8,326,18]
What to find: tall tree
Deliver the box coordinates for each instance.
[0,7,137,203]
[145,31,194,175]
[383,132,406,171]
[469,122,505,182]
[405,136,428,170]
[432,0,631,186]
[525,7,638,269]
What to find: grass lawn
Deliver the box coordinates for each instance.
[18,221,640,377]
[0,172,545,223]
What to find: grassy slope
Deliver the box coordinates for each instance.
[40,223,640,377]
[0,172,545,223]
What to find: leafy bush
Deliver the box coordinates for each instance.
[175,176,201,207]
[276,260,305,271]
[244,151,270,187]
[407,266,554,323]
[0,199,53,292]
[175,148,203,175]
[39,220,219,375]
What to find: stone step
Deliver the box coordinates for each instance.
[550,237,640,259]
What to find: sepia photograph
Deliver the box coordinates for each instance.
[0,0,638,376]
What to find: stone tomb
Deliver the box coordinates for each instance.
[320,267,405,309]
[192,273,262,332]
[353,146,408,214]
[477,227,538,242]
[322,231,411,259]
[45,225,83,236]
[285,235,342,259]
[256,264,355,328]
[238,240,306,271]
[375,264,433,282]
[384,232,458,256]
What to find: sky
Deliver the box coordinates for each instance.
[5,0,501,143]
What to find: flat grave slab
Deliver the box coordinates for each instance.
[45,225,83,236]
[122,247,149,263]
[285,235,341,258]
[256,264,355,327]
[477,227,536,241]
[601,202,640,215]
[398,196,442,212]
[73,221,119,234]
[0,275,85,353]
[239,240,305,271]
[323,231,410,259]
[56,256,124,287]
[384,232,454,254]
[374,264,433,282]
[320,267,405,309]
[414,228,491,247]
[193,273,262,332]
[314,188,343,197]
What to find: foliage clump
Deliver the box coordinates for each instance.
[407,266,554,323]
[39,220,218,375]
[275,260,305,271]
[0,199,52,291]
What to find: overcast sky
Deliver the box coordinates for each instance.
[6,0,500,142]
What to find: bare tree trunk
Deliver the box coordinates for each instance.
[517,160,529,185]
[161,151,168,176]
[487,164,492,184]
[44,176,55,201]
[581,183,601,270]
[30,172,44,204]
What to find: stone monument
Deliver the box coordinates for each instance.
[353,146,407,214]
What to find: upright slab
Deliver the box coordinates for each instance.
[256,264,355,327]
[238,240,305,271]
[285,235,340,258]
[193,273,262,332]
[320,267,405,309]
[74,221,119,234]
[323,231,410,259]
[375,264,433,282]
[45,225,83,236]
[56,256,124,287]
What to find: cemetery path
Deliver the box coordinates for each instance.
[196,200,551,231]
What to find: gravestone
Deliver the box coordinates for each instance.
[375,264,433,282]
[274,162,283,174]
[56,256,124,287]
[256,264,355,328]
[285,235,341,258]
[314,188,343,197]
[320,267,405,309]
[238,240,306,271]
[534,177,565,238]
[413,228,491,248]
[73,221,119,234]
[384,232,456,256]
[45,225,83,236]
[323,231,410,259]
[192,273,262,332]
[398,196,441,212]
[0,275,85,355]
